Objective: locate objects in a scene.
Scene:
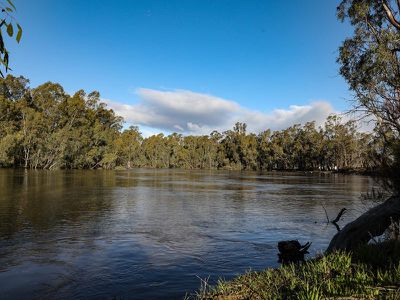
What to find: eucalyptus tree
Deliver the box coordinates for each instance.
[338,0,400,134]
[257,129,272,170]
[28,82,69,169]
[209,130,226,168]
[269,130,286,169]
[328,0,400,251]
[116,126,143,168]
[299,121,324,170]
[142,134,169,168]
[323,115,359,170]
[0,75,28,166]
[166,133,183,168]
[221,125,241,169]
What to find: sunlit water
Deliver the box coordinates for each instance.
[0,169,373,299]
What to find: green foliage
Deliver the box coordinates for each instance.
[0,75,122,169]
[194,249,400,300]
[337,0,400,192]
[0,0,22,76]
[0,75,387,171]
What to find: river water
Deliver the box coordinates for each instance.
[0,169,373,299]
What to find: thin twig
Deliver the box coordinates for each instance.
[321,203,330,223]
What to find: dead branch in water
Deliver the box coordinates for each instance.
[321,204,347,231]
[332,208,347,224]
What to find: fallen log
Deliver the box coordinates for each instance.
[327,195,400,252]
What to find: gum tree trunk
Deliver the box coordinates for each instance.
[327,195,400,252]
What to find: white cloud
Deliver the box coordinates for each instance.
[105,88,337,135]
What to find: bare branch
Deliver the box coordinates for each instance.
[383,0,400,30]
[332,208,347,224]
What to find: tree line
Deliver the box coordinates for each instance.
[0,75,385,171]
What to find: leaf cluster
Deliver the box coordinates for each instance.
[0,0,21,77]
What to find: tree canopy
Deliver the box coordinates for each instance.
[338,0,400,133]
[327,0,400,252]
[0,75,384,171]
[338,0,400,191]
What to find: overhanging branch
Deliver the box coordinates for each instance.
[383,0,400,30]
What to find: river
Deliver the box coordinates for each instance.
[0,169,373,299]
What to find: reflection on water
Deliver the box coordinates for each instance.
[0,169,372,299]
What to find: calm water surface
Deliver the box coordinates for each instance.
[0,169,373,299]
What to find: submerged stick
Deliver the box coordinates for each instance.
[321,206,347,231]
[332,208,347,224]
[322,203,330,223]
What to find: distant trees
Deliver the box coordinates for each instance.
[0,75,384,171]
[115,126,143,168]
[0,76,122,169]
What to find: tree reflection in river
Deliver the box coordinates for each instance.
[0,169,372,299]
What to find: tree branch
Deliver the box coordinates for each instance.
[332,208,347,224]
[383,0,400,30]
[327,195,400,252]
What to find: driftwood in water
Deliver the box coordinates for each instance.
[322,204,347,231]
[332,208,347,231]
[327,195,400,252]
[332,208,347,224]
[278,240,311,264]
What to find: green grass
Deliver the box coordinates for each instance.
[191,241,400,299]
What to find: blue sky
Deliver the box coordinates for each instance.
[8,0,353,135]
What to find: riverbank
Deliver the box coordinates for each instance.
[0,165,377,177]
[193,241,400,299]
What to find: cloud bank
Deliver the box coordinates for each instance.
[105,88,336,135]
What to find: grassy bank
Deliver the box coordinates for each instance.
[192,241,400,299]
